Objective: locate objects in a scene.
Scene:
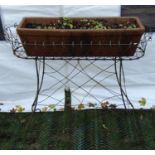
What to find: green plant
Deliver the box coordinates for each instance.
[41,104,57,112]
[62,17,73,29]
[26,18,137,30]
[48,104,56,111]
[2,97,155,113]
[77,103,85,110]
[41,107,48,112]
[16,105,25,112]
[10,105,25,113]
[138,97,147,106]
[127,23,137,29]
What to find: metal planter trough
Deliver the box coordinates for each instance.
[16,16,144,57]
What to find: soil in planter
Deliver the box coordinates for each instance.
[25,17,137,30]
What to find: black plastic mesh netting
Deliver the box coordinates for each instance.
[0,109,155,150]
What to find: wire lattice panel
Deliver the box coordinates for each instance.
[30,58,134,111]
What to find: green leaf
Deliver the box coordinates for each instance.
[78,103,85,110]
[15,105,25,112]
[127,23,137,29]
[41,107,48,112]
[48,104,56,110]
[68,24,73,29]
[138,97,147,106]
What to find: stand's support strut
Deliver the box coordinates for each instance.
[64,87,72,111]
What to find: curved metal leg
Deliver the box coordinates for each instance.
[31,57,45,112]
[114,58,134,109]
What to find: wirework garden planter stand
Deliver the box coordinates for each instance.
[5,24,151,112]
